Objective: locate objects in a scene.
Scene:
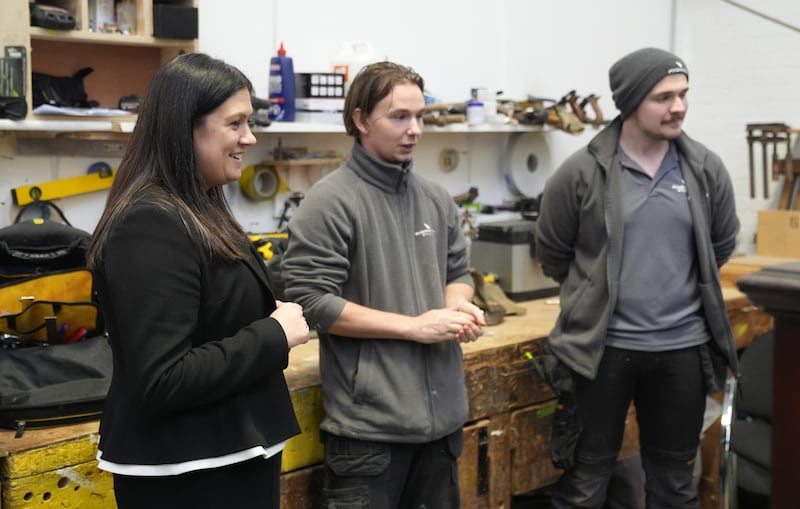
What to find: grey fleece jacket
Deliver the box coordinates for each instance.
[282,141,473,443]
[535,118,740,389]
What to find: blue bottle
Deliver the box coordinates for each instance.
[268,42,296,122]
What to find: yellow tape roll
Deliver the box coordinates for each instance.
[239,164,279,201]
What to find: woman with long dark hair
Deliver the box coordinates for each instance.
[87,53,309,508]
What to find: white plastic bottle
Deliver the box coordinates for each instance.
[332,41,377,92]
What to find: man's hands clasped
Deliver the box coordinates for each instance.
[412,301,486,344]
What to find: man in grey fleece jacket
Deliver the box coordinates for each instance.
[282,61,485,509]
[535,48,739,508]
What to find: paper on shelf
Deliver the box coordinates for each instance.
[32,105,134,116]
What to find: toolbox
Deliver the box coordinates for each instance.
[470,219,558,301]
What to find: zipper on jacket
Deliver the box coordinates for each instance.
[395,167,409,192]
[396,190,436,438]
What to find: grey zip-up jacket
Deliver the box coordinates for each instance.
[535,118,740,390]
[282,141,473,443]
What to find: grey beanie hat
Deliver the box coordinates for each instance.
[609,47,688,119]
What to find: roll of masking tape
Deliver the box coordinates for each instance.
[239,164,279,201]
[501,132,553,198]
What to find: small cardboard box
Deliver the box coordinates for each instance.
[756,210,800,257]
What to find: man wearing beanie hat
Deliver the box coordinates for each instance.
[535,47,739,508]
[609,47,690,120]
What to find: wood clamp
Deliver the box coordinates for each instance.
[770,127,800,209]
[746,123,791,199]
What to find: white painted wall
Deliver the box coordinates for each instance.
[0,0,798,254]
[675,0,800,253]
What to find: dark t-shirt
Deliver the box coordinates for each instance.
[606,142,710,351]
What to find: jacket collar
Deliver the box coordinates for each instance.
[587,116,623,173]
[588,115,708,174]
[348,140,413,193]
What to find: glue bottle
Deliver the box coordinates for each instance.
[268,42,295,122]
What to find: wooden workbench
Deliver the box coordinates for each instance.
[0,293,772,509]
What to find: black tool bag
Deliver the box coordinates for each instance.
[0,201,92,280]
[32,67,97,108]
[0,335,111,437]
[0,200,110,437]
[0,97,27,120]
[529,341,582,470]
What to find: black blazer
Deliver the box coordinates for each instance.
[95,202,299,465]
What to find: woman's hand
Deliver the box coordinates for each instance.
[271,300,310,348]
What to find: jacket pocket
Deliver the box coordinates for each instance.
[551,391,582,470]
[325,434,391,477]
[321,485,370,508]
[557,275,601,336]
[351,341,371,404]
[445,428,464,458]
[698,341,727,394]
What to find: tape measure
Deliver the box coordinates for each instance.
[239,164,282,201]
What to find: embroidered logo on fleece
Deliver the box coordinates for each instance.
[415,223,436,237]
[672,179,687,193]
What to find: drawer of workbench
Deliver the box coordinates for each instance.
[2,458,114,509]
[279,463,323,509]
[459,416,510,509]
[463,338,554,422]
[280,417,515,509]
[507,401,641,496]
[0,421,115,509]
[508,399,561,495]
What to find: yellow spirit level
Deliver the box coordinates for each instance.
[11,170,116,205]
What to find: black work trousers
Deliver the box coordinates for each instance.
[320,429,463,509]
[550,345,706,509]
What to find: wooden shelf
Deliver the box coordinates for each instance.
[29,27,194,48]
[254,122,549,135]
[0,0,197,120]
[0,120,549,135]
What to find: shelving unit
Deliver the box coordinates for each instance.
[0,119,549,134]
[0,4,548,145]
[0,0,197,120]
[0,1,546,155]
[0,118,549,157]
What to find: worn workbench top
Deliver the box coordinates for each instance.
[0,299,556,460]
[0,289,766,460]
[283,297,561,389]
[285,286,757,385]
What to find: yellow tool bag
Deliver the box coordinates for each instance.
[0,201,109,436]
[0,268,101,344]
[0,200,103,344]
